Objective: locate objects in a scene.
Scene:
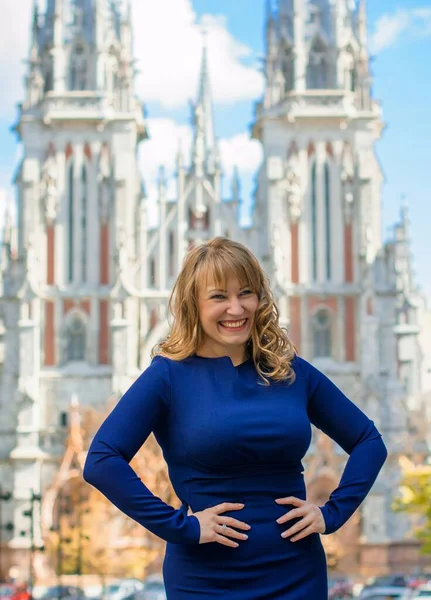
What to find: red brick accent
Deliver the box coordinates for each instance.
[308,296,338,312]
[150,307,158,330]
[84,143,92,161]
[344,223,353,283]
[44,301,55,366]
[100,224,109,285]
[345,297,356,362]
[47,225,55,285]
[63,299,74,315]
[326,142,333,157]
[81,300,91,315]
[288,141,298,157]
[289,296,301,352]
[99,300,110,365]
[307,142,315,156]
[291,223,299,284]
[65,143,73,159]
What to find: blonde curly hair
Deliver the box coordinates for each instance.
[153,237,297,385]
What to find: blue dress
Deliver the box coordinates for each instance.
[83,355,387,599]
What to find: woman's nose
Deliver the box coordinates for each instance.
[227,298,245,315]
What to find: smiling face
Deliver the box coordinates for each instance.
[197,271,260,361]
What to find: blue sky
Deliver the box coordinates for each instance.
[0,0,430,301]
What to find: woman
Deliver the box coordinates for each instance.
[83,237,388,599]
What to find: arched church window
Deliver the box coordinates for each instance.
[150,258,156,287]
[307,39,329,90]
[70,44,87,91]
[66,316,86,361]
[81,164,87,282]
[281,46,294,93]
[345,50,356,92]
[168,231,175,277]
[68,161,74,283]
[324,162,331,280]
[311,162,317,281]
[43,54,53,93]
[312,309,332,358]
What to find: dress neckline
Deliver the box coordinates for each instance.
[191,354,253,369]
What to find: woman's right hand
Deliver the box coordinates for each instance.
[187,502,251,548]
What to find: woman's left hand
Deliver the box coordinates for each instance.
[275,496,326,541]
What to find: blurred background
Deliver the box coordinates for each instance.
[0,1,430,599]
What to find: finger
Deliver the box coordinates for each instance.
[217,524,248,541]
[213,503,244,515]
[219,517,251,531]
[215,533,239,548]
[275,496,305,506]
[276,507,306,525]
[282,517,314,539]
[291,525,316,542]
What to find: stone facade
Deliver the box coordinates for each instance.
[0,0,430,580]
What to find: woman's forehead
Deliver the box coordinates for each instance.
[197,266,249,290]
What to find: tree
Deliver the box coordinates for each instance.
[392,456,431,554]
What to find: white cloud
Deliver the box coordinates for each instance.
[370,8,431,54]
[132,0,263,108]
[0,0,33,118]
[219,133,262,176]
[0,0,263,119]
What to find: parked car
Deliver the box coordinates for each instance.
[0,584,16,600]
[363,575,410,590]
[103,580,144,600]
[328,576,354,599]
[410,585,431,598]
[358,585,413,600]
[39,587,85,600]
[408,575,431,590]
[142,577,166,600]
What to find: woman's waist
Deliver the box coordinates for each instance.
[184,470,306,514]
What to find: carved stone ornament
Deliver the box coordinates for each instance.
[271,224,285,282]
[98,146,112,223]
[341,168,354,223]
[40,154,58,224]
[284,158,302,223]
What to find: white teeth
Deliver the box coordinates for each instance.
[220,319,247,329]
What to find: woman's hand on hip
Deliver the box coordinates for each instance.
[275,496,326,541]
[187,502,250,548]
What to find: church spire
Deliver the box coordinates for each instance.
[30,0,40,58]
[357,0,368,52]
[191,33,217,175]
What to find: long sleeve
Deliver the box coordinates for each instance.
[83,356,200,545]
[297,356,388,535]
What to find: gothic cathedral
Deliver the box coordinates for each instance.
[0,0,429,580]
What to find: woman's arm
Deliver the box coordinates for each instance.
[297,356,388,535]
[83,356,200,544]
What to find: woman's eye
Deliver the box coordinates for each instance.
[211,295,225,300]
[241,290,252,295]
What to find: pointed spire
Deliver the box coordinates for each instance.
[191,30,216,175]
[30,0,40,57]
[232,166,241,203]
[158,166,167,202]
[357,0,368,50]
[1,197,13,267]
[176,139,184,170]
[400,194,409,230]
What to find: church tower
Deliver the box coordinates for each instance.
[141,38,250,365]
[252,0,414,572]
[0,0,147,574]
